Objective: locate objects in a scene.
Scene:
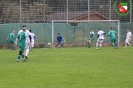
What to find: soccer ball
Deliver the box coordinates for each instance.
[48,42,51,46]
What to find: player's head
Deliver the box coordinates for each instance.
[90,28,92,32]
[110,27,113,30]
[29,29,32,32]
[127,29,130,32]
[22,25,26,30]
[22,25,26,27]
[98,28,101,31]
[22,27,26,32]
[58,33,60,36]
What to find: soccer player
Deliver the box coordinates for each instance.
[106,27,118,49]
[96,28,105,49]
[16,27,27,62]
[87,28,95,48]
[29,29,35,50]
[7,30,16,50]
[124,29,132,47]
[16,25,31,59]
[54,33,65,48]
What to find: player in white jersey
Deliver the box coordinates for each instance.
[96,28,105,50]
[29,29,35,50]
[125,29,132,47]
[15,25,32,59]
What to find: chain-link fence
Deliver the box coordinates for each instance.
[0,0,132,23]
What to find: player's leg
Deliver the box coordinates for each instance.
[55,42,58,47]
[10,41,14,50]
[96,39,99,49]
[125,39,128,47]
[17,51,22,62]
[29,43,32,51]
[25,43,30,59]
[60,41,64,48]
[13,43,16,50]
[21,45,26,61]
[128,40,131,46]
[126,39,131,46]
[54,42,58,49]
[87,39,91,48]
[30,40,34,50]
[55,41,61,48]
[32,40,34,47]
[10,41,15,50]
[17,46,25,62]
[99,39,104,48]
[111,39,116,49]
[13,40,16,50]
[114,39,118,49]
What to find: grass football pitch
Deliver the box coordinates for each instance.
[0,46,133,88]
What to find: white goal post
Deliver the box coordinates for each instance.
[52,20,120,48]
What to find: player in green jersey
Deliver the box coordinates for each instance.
[106,27,118,49]
[7,30,16,50]
[87,28,95,48]
[16,27,27,62]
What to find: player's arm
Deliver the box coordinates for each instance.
[29,35,32,42]
[92,32,95,38]
[116,35,118,39]
[91,33,95,39]
[13,34,15,39]
[15,35,19,44]
[115,32,118,39]
[130,35,132,39]
[61,36,65,43]
[63,38,65,43]
[33,34,36,39]
[26,35,31,46]
[15,30,21,44]
[97,34,99,38]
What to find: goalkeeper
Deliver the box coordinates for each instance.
[87,28,95,48]
[54,33,65,48]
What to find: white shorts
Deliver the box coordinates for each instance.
[31,40,34,47]
[97,39,104,43]
[125,38,131,43]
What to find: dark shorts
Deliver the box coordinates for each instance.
[19,45,25,52]
[88,38,94,42]
[10,40,15,44]
[57,41,63,45]
[110,39,117,43]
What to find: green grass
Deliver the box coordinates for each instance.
[0,46,133,88]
